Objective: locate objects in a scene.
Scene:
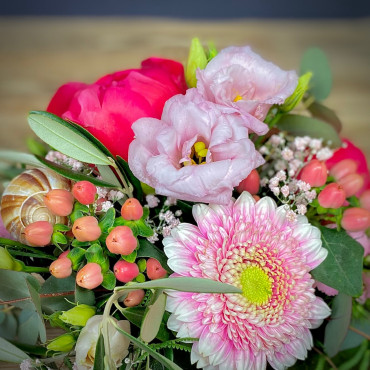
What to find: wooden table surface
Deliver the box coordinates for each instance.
[0,16,369,369]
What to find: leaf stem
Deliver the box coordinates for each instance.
[313,347,338,370]
[22,266,50,273]
[349,326,370,340]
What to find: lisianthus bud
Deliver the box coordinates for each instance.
[317,183,346,209]
[121,198,143,221]
[146,258,167,280]
[124,289,145,307]
[0,247,23,271]
[76,263,103,289]
[185,37,208,88]
[114,260,139,283]
[72,216,101,242]
[106,226,137,255]
[329,159,358,180]
[341,207,370,232]
[47,333,76,352]
[24,221,53,246]
[59,304,96,327]
[49,258,72,279]
[44,189,74,216]
[236,169,260,195]
[360,189,370,212]
[299,160,328,187]
[72,181,97,205]
[338,173,364,197]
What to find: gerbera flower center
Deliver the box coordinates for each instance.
[240,265,272,305]
[183,141,208,166]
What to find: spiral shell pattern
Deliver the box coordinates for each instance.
[0,168,71,244]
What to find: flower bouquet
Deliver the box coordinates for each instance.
[0,39,369,370]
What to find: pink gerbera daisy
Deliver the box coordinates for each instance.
[163,192,330,370]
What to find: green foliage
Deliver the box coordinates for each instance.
[98,207,116,232]
[308,101,342,133]
[137,239,171,273]
[116,155,143,201]
[114,216,153,238]
[75,284,95,306]
[312,227,364,297]
[0,150,44,168]
[68,247,86,270]
[121,249,138,263]
[26,137,49,157]
[102,270,116,290]
[186,37,208,88]
[93,333,105,370]
[0,337,30,363]
[86,244,109,273]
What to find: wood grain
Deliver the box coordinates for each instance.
[0,16,369,369]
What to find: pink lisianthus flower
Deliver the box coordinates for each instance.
[128,89,264,204]
[164,192,330,369]
[196,46,298,134]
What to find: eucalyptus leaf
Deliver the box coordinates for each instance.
[308,101,342,133]
[0,337,30,363]
[0,150,44,167]
[36,155,117,188]
[93,333,105,370]
[28,111,112,165]
[138,240,171,273]
[75,284,96,306]
[311,227,364,297]
[324,293,352,357]
[17,310,40,345]
[300,47,332,101]
[341,317,370,351]
[26,280,46,343]
[0,310,17,340]
[276,114,341,148]
[110,318,182,370]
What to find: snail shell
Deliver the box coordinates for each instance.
[0,168,71,244]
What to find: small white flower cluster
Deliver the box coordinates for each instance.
[94,187,126,213]
[259,133,330,219]
[46,150,85,172]
[145,195,182,243]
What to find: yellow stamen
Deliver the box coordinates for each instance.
[194,141,206,154]
[233,95,243,102]
[239,265,272,306]
[198,148,208,158]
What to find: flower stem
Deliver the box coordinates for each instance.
[22,266,50,273]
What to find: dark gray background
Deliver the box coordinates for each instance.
[1,0,369,18]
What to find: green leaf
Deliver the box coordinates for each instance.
[36,155,118,188]
[110,318,182,370]
[116,156,143,201]
[308,101,342,133]
[121,249,137,263]
[341,317,370,351]
[17,310,40,345]
[86,244,109,272]
[311,227,364,297]
[300,47,332,101]
[98,207,116,232]
[120,277,242,294]
[141,291,167,343]
[97,165,122,188]
[26,137,49,157]
[93,333,105,370]
[186,37,208,88]
[52,231,68,245]
[53,224,70,232]
[102,270,116,290]
[28,111,113,165]
[0,150,44,167]
[137,240,171,273]
[136,220,154,237]
[324,293,352,357]
[276,114,341,148]
[68,247,86,270]
[0,337,30,363]
[0,310,17,340]
[75,284,96,306]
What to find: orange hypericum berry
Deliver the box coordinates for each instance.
[341,207,370,232]
[299,160,328,187]
[124,289,145,307]
[72,216,101,242]
[318,183,346,209]
[24,221,53,246]
[121,198,143,221]
[58,250,70,259]
[337,173,364,197]
[76,263,103,289]
[146,258,167,280]
[44,189,74,216]
[114,260,139,283]
[49,258,72,279]
[236,169,260,195]
[360,189,370,212]
[329,159,358,180]
[72,181,97,205]
[106,226,137,255]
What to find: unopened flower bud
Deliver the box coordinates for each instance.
[76,263,103,289]
[318,183,346,209]
[59,304,96,327]
[137,258,147,272]
[49,258,72,279]
[337,173,364,197]
[24,221,53,246]
[114,260,139,283]
[72,216,101,242]
[329,159,358,180]
[299,160,328,187]
[341,207,370,232]
[47,333,76,352]
[360,189,370,212]
[72,181,97,205]
[236,169,260,195]
[146,258,167,280]
[121,198,143,221]
[124,290,145,307]
[106,226,137,255]
[44,189,74,216]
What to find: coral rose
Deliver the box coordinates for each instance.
[47,58,187,160]
[196,46,298,135]
[128,89,264,204]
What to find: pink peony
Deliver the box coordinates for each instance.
[196,46,298,135]
[47,58,187,161]
[164,192,330,369]
[128,89,264,204]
